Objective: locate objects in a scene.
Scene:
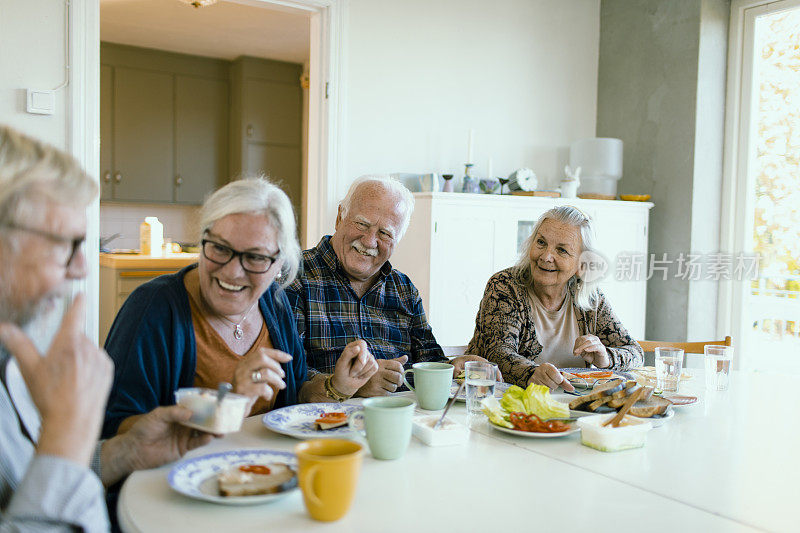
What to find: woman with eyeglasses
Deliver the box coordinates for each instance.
[102,178,378,438]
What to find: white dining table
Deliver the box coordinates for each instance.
[118,370,795,533]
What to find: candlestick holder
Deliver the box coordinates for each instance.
[461,164,478,193]
[498,177,510,195]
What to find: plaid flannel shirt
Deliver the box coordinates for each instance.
[285,236,446,374]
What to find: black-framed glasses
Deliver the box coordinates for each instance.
[201,239,279,274]
[1,222,85,267]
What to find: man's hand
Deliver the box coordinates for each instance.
[331,340,379,397]
[232,347,292,407]
[528,362,575,392]
[100,405,214,487]
[573,335,611,369]
[0,295,112,466]
[450,355,503,382]
[355,354,409,397]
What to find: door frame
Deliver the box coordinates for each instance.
[719,0,800,367]
[69,0,344,341]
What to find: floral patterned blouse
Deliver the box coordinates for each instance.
[466,268,643,387]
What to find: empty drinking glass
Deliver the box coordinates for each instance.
[704,345,733,391]
[655,347,684,393]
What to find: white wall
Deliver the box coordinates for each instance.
[0,0,68,145]
[339,0,600,207]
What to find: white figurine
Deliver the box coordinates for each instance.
[558,165,581,198]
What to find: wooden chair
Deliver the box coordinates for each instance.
[637,336,732,369]
[637,336,732,354]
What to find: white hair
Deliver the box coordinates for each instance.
[514,205,601,311]
[0,124,97,234]
[198,176,301,289]
[339,174,415,240]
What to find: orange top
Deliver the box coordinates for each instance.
[188,294,277,416]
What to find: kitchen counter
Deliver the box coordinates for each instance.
[98,252,199,343]
[99,252,199,269]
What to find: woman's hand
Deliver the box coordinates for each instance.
[332,340,379,397]
[573,335,611,369]
[232,347,293,405]
[528,362,575,392]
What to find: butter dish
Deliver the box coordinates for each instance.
[576,413,652,452]
[412,415,468,446]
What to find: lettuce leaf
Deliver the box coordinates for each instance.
[521,383,570,420]
[481,396,513,428]
[499,385,527,414]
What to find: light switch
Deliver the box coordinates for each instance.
[26,90,55,115]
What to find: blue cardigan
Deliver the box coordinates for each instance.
[102,265,306,438]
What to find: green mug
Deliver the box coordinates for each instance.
[348,397,415,460]
[402,362,454,410]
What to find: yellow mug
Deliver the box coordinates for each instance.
[294,438,363,521]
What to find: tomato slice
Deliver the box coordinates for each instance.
[238,464,271,475]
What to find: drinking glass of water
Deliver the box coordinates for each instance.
[704,345,733,391]
[465,361,497,421]
[655,347,684,393]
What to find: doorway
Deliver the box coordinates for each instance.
[68,0,343,341]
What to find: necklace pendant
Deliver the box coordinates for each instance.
[233,325,244,340]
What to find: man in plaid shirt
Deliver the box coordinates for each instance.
[286,175,491,397]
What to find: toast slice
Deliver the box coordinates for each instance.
[628,395,672,418]
[605,382,642,409]
[218,463,296,497]
[568,379,624,410]
[314,412,348,430]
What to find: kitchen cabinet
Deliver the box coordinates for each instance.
[112,67,174,202]
[229,57,303,215]
[99,253,198,344]
[390,193,653,346]
[175,75,229,204]
[100,43,229,204]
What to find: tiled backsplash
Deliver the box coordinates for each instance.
[100,203,201,250]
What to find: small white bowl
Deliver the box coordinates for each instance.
[175,387,250,434]
[576,413,652,452]
[412,415,468,447]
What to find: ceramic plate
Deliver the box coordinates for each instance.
[167,449,297,506]
[262,403,362,439]
[662,394,699,408]
[644,408,674,428]
[560,368,634,389]
[488,420,580,438]
[450,381,512,402]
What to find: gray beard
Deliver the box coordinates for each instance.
[22,299,64,354]
[0,292,66,355]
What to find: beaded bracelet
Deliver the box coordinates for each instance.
[324,374,350,402]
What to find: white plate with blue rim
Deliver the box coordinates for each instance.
[262,403,362,439]
[559,368,634,389]
[450,381,513,402]
[167,449,298,506]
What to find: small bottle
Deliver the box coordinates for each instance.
[140,217,164,257]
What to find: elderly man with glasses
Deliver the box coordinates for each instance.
[0,125,214,532]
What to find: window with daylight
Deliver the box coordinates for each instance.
[729,0,800,370]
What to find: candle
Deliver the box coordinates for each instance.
[487,156,493,180]
[467,129,474,164]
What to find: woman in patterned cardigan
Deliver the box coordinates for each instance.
[466,205,643,390]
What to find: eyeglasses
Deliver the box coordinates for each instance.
[1,222,85,267]
[201,239,279,274]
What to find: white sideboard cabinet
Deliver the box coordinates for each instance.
[390,193,653,346]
